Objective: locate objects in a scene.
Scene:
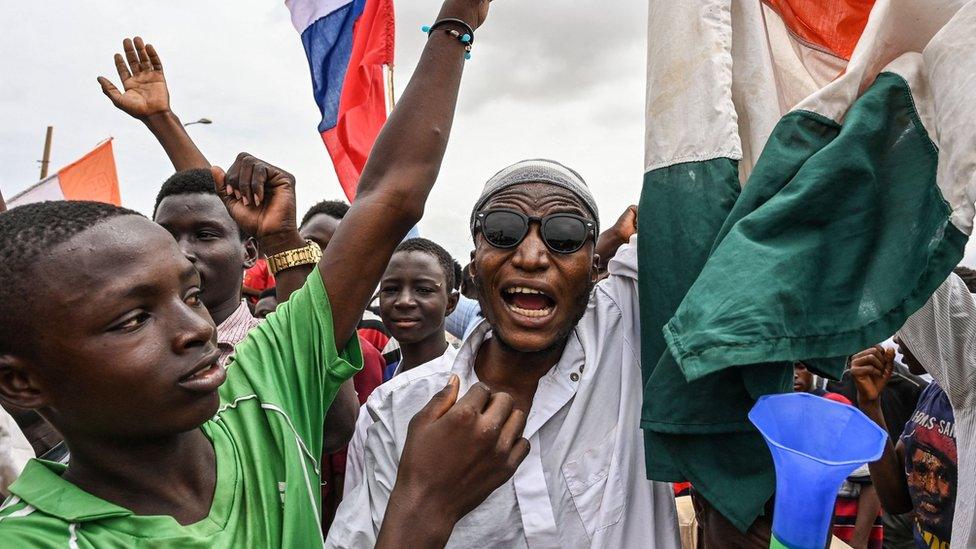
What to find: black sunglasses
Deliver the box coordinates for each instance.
[475,209,596,254]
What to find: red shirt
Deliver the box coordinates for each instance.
[242,258,276,304]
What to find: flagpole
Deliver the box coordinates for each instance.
[386,64,396,111]
[39,126,54,180]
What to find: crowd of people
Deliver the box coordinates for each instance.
[0,0,973,547]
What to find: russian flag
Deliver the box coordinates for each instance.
[287,0,395,201]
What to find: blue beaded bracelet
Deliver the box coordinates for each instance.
[422,18,474,59]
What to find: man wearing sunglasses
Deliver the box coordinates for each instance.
[330,159,681,548]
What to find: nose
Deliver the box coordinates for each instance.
[393,288,417,309]
[172,300,216,354]
[178,237,198,264]
[510,224,550,273]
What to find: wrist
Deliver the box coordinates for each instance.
[434,6,480,31]
[385,485,456,544]
[142,110,180,129]
[258,230,306,256]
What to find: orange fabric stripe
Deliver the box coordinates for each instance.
[763,0,876,60]
[56,139,121,206]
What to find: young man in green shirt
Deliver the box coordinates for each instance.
[0,0,528,545]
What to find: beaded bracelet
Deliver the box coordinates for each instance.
[422,18,475,59]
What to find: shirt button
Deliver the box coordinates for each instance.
[570,373,580,382]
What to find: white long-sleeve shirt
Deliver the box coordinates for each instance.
[326,236,680,548]
[897,273,976,547]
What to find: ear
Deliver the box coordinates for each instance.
[242,237,259,269]
[0,354,49,410]
[445,290,460,317]
[468,250,478,279]
[591,253,602,283]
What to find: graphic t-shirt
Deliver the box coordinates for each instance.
[0,268,362,547]
[900,382,957,549]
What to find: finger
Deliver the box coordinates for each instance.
[506,438,531,471]
[97,77,124,105]
[225,157,243,198]
[455,382,492,414]
[146,43,164,72]
[483,391,515,428]
[114,53,132,83]
[253,163,267,207]
[134,36,153,73]
[238,157,255,207]
[415,374,460,422]
[497,407,527,451]
[211,166,227,196]
[123,38,141,75]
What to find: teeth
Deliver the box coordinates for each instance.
[505,302,553,318]
[505,286,544,295]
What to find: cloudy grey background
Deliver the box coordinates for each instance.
[0,0,646,264]
[2,1,973,265]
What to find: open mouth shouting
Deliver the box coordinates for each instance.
[501,285,556,319]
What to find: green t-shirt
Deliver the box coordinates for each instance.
[0,268,362,547]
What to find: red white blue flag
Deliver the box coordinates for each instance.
[287,0,395,200]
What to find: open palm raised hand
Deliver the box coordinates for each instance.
[97,37,170,120]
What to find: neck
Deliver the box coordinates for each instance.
[209,296,242,327]
[399,329,449,373]
[62,428,216,525]
[474,335,568,412]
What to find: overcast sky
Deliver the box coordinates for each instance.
[3,1,973,266]
[0,0,647,263]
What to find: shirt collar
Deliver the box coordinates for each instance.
[453,322,585,438]
[8,459,132,522]
[217,300,259,347]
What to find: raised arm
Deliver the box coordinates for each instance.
[98,37,209,170]
[224,0,492,351]
[596,205,638,271]
[850,346,914,514]
[0,188,6,213]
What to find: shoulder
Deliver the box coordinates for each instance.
[366,354,457,423]
[0,502,69,545]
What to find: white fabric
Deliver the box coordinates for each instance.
[284,0,350,33]
[0,409,32,497]
[897,273,976,547]
[7,176,64,209]
[644,0,840,181]
[327,236,680,548]
[790,0,976,234]
[342,346,459,499]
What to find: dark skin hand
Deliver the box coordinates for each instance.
[379,250,459,372]
[376,377,529,548]
[595,205,637,271]
[98,37,209,171]
[851,345,914,514]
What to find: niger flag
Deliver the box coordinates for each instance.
[8,139,121,208]
[639,0,976,530]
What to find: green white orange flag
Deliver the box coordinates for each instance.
[7,139,121,208]
[639,0,976,530]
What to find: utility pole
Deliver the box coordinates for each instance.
[39,126,54,180]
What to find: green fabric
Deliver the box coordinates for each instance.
[665,72,966,382]
[638,157,783,531]
[0,268,362,547]
[640,72,963,533]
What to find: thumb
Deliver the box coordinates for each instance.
[211,166,229,198]
[417,374,460,422]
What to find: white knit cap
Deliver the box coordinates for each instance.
[469,159,600,235]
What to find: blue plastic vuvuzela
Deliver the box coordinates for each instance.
[749,393,887,549]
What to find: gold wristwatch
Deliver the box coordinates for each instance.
[266,239,323,275]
